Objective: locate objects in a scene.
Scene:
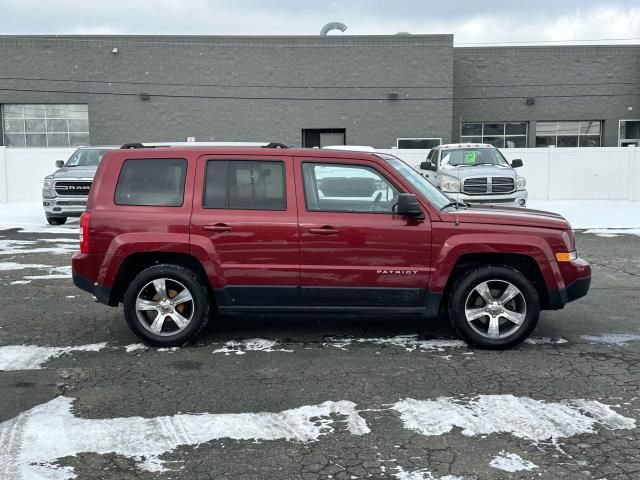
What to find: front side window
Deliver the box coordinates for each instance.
[204,160,286,211]
[115,159,187,207]
[2,104,90,147]
[460,122,528,148]
[536,121,602,147]
[303,163,399,213]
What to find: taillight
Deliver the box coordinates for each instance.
[80,212,91,254]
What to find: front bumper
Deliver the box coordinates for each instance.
[451,190,528,207]
[43,196,87,217]
[548,258,592,309]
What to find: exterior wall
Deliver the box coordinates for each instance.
[452,45,640,147]
[0,35,454,149]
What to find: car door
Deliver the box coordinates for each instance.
[294,156,432,308]
[190,154,299,308]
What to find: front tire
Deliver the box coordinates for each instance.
[46,215,67,225]
[448,266,539,349]
[123,264,210,347]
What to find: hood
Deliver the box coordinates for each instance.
[439,164,515,180]
[439,205,570,230]
[49,166,98,180]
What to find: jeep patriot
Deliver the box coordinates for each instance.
[72,144,591,349]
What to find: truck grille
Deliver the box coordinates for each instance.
[462,177,515,194]
[54,181,92,196]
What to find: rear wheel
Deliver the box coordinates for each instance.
[123,264,210,347]
[448,266,539,349]
[46,215,67,225]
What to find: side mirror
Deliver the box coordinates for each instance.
[511,159,523,168]
[396,193,425,220]
[420,161,436,171]
[55,160,65,168]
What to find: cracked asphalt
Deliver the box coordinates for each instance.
[1,225,640,480]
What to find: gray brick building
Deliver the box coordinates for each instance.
[0,34,638,149]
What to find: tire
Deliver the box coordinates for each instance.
[46,215,67,225]
[448,266,539,350]
[123,264,210,347]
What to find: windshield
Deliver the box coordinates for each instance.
[65,148,110,167]
[381,154,451,210]
[440,148,509,167]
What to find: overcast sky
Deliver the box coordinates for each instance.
[1,0,639,45]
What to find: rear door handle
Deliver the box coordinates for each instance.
[203,223,233,232]
[309,226,341,235]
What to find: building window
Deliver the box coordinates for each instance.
[396,138,442,149]
[1,104,90,148]
[619,120,640,147]
[460,122,528,148]
[302,128,346,148]
[535,121,602,147]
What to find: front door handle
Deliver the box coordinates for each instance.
[203,223,233,232]
[309,226,341,235]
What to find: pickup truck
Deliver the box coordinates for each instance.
[420,143,528,207]
[72,144,590,349]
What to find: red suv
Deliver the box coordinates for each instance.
[72,144,591,349]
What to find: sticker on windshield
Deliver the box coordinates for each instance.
[463,151,477,164]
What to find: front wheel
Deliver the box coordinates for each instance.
[123,264,210,347]
[46,215,67,225]
[448,266,539,349]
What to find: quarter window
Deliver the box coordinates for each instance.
[204,160,286,211]
[460,122,528,148]
[302,163,399,213]
[535,121,602,147]
[1,104,90,147]
[115,159,187,207]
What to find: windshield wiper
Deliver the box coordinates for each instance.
[440,200,469,211]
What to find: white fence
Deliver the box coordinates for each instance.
[0,146,638,203]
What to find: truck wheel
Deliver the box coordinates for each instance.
[46,215,67,225]
[448,266,539,349]
[123,264,210,347]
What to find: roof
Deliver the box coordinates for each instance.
[437,143,495,149]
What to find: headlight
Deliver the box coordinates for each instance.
[516,176,527,191]
[440,177,461,193]
[43,177,53,190]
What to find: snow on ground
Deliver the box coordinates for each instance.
[0,396,369,480]
[391,395,635,443]
[528,200,640,229]
[393,466,467,480]
[0,343,107,371]
[580,334,640,345]
[489,452,538,472]
[212,338,294,355]
[0,202,78,233]
[124,343,148,353]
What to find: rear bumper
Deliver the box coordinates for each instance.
[73,272,113,306]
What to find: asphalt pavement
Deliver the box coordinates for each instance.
[1,225,639,480]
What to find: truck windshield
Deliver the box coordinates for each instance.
[440,148,509,167]
[66,149,110,167]
[380,154,451,210]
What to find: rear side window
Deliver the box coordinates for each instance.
[204,160,286,210]
[115,159,187,206]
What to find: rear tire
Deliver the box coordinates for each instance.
[448,266,539,349]
[46,215,67,225]
[123,264,210,347]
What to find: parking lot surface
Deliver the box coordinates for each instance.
[1,224,640,480]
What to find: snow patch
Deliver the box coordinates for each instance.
[0,239,76,256]
[393,466,468,480]
[0,343,107,371]
[0,396,370,480]
[580,334,640,345]
[391,395,635,443]
[23,266,72,280]
[125,343,148,353]
[524,336,569,345]
[489,452,537,472]
[10,280,31,285]
[0,262,50,271]
[213,338,294,355]
[323,335,466,352]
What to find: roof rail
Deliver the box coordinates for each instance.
[262,142,291,149]
[120,143,160,149]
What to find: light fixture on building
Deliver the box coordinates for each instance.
[526,97,535,105]
[112,47,119,54]
[388,92,400,101]
[139,93,150,101]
